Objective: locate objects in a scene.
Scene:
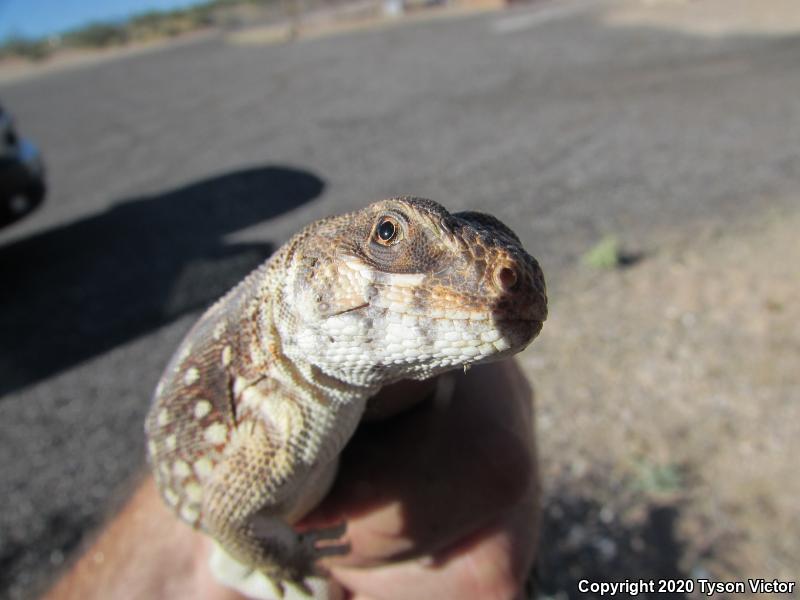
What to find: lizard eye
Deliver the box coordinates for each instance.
[375,216,401,245]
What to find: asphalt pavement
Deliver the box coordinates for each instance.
[1,1,799,597]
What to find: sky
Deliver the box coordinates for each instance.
[0,0,204,40]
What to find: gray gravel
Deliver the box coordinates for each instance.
[1,1,799,597]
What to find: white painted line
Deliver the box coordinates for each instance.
[492,0,596,34]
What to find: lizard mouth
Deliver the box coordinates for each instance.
[494,317,544,345]
[330,302,370,317]
[494,316,543,325]
[493,312,546,325]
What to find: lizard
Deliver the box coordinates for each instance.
[144,196,547,597]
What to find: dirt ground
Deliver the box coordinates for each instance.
[601,0,800,37]
[529,0,800,595]
[523,205,800,597]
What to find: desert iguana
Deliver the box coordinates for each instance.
[145,197,547,597]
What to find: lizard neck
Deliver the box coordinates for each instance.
[269,350,375,469]
[259,239,380,405]
[254,289,377,467]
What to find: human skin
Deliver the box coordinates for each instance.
[43,359,538,600]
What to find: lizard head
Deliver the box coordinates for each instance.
[279,197,547,387]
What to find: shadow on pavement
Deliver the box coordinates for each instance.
[0,165,324,396]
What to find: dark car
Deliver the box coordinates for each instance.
[0,103,45,226]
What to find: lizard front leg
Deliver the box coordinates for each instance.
[200,401,348,597]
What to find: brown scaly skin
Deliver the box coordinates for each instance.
[144,197,547,596]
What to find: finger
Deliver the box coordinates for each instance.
[361,377,439,421]
[330,490,539,600]
[305,360,536,567]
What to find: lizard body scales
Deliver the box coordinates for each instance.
[144,197,547,595]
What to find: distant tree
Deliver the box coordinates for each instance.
[0,0,286,61]
[64,23,129,48]
[0,36,53,61]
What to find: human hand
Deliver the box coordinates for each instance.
[297,358,540,600]
[46,359,538,600]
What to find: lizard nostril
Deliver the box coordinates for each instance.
[493,266,518,293]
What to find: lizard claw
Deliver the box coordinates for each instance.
[247,515,349,593]
[301,521,349,556]
[266,524,349,598]
[268,578,286,599]
[297,521,350,577]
